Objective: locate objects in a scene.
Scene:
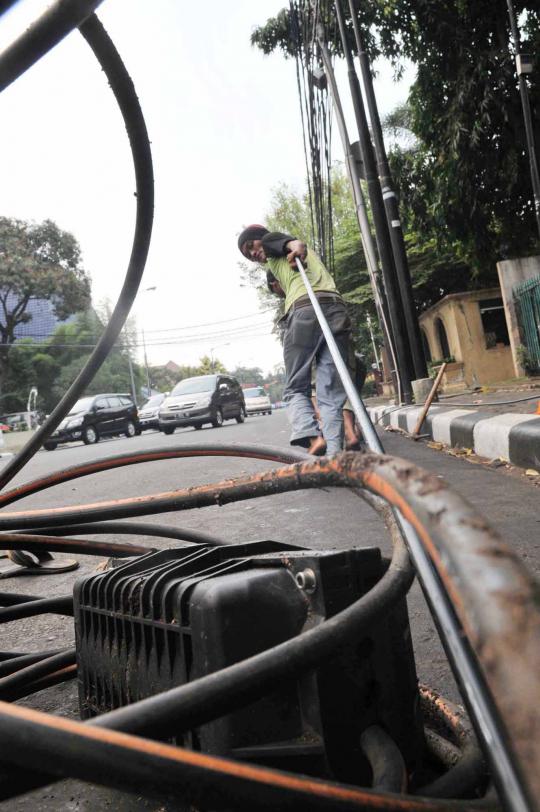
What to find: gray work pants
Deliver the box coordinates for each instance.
[282,301,351,456]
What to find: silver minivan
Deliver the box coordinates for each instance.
[159,375,246,434]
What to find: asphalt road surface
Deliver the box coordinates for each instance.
[0,409,538,810]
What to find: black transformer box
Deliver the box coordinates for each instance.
[74,540,424,785]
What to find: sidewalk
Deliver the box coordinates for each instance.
[0,428,35,457]
[366,379,540,471]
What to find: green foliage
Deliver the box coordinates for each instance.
[50,350,142,407]
[516,344,538,374]
[0,217,91,337]
[252,2,540,271]
[198,355,226,375]
[147,365,181,393]
[0,309,143,414]
[230,366,265,385]
[0,217,91,396]
[244,165,484,365]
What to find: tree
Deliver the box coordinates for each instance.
[0,217,91,396]
[252,2,540,273]
[198,355,226,375]
[147,364,181,394]
[0,309,145,415]
[257,167,476,363]
[50,349,142,405]
[230,366,265,385]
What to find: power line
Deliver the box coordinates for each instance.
[0,308,276,340]
[0,330,277,352]
[1,318,277,347]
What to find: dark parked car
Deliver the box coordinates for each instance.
[44,393,139,450]
[159,374,245,434]
[138,393,167,431]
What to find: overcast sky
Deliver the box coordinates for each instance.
[0,0,414,376]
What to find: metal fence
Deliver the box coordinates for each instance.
[515,274,540,371]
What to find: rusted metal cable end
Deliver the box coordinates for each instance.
[417,687,488,801]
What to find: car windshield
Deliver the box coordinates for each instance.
[243,387,265,398]
[143,395,163,409]
[68,397,95,415]
[171,376,217,396]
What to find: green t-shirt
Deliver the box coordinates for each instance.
[266,248,338,313]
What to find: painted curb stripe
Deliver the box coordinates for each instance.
[368,406,540,473]
[448,412,494,450]
[508,417,540,471]
[473,414,539,462]
[430,410,477,446]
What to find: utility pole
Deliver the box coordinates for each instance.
[139,286,157,399]
[333,0,414,401]
[209,343,230,373]
[366,315,380,368]
[348,0,427,379]
[142,327,151,395]
[316,32,403,402]
[507,0,540,239]
[127,353,138,406]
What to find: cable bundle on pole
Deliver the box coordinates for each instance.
[288,0,334,270]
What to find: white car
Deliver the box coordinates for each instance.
[138,393,166,431]
[243,386,272,415]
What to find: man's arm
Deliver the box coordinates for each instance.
[262,232,307,267]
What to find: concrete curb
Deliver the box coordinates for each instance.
[368,404,540,472]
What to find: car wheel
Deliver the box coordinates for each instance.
[235,410,245,424]
[211,409,223,428]
[43,442,57,451]
[193,423,203,430]
[125,420,136,438]
[82,425,98,445]
[162,426,175,435]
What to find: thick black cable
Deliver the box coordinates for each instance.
[0,532,152,558]
[0,0,103,93]
[0,663,77,702]
[0,12,154,489]
[0,703,487,812]
[18,522,233,548]
[359,726,406,793]
[0,595,72,622]
[0,591,43,606]
[0,649,75,695]
[0,649,65,678]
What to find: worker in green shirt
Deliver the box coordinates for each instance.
[238,224,351,456]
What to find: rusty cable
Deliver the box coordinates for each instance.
[0,443,308,509]
[0,451,532,806]
[0,699,487,812]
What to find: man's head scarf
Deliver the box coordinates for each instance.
[237,224,269,257]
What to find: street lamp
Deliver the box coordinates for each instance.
[209,343,230,372]
[140,286,157,396]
